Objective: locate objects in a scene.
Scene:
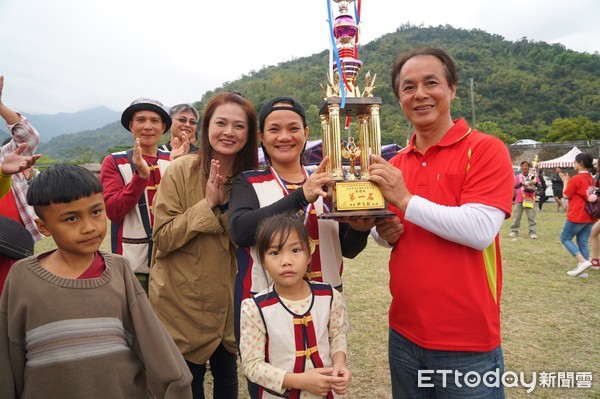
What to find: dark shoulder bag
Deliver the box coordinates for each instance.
[584,175,600,219]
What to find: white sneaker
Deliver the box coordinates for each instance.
[567,261,592,277]
[530,234,537,239]
[508,232,518,238]
[577,273,589,279]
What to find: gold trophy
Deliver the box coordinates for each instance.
[530,155,539,181]
[319,0,394,220]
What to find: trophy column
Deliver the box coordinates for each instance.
[369,104,381,161]
[358,114,370,179]
[319,113,331,171]
[327,103,344,180]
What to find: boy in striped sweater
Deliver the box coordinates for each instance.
[0,164,191,399]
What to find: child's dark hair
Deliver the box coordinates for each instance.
[27,164,103,218]
[256,213,311,265]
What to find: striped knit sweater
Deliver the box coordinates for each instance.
[0,251,192,399]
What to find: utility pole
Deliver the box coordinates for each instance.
[469,78,476,127]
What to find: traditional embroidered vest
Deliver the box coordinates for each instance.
[241,169,343,298]
[110,150,170,274]
[254,282,338,399]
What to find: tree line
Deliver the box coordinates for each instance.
[37,24,600,164]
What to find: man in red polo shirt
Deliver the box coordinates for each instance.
[369,47,514,398]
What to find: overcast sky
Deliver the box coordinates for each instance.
[1,0,598,115]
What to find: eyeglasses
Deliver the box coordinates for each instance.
[174,117,198,126]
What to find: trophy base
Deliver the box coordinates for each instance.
[318,208,396,220]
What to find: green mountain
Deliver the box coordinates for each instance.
[37,121,133,162]
[36,25,600,162]
[25,106,121,142]
[198,24,600,145]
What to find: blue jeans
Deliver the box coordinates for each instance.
[560,220,594,259]
[389,329,505,398]
[186,343,238,399]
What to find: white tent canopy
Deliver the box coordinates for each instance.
[538,147,582,169]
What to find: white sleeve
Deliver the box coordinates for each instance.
[404,196,506,250]
[329,289,348,356]
[370,226,392,248]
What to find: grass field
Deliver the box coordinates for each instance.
[34,207,599,398]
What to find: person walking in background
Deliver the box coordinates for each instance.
[368,47,514,397]
[99,98,171,292]
[239,213,351,399]
[509,160,541,239]
[0,75,44,296]
[150,92,258,399]
[0,164,192,399]
[537,169,548,211]
[161,103,200,159]
[560,152,597,278]
[551,166,567,212]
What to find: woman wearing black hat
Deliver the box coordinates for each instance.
[228,96,375,397]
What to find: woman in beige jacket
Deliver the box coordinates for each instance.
[149,92,258,399]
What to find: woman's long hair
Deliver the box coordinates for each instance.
[192,91,259,177]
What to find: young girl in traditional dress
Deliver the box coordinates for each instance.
[239,213,351,399]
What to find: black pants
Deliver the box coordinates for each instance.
[538,192,548,210]
[186,344,238,399]
[247,377,259,399]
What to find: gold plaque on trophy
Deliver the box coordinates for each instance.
[318,0,394,220]
[335,181,386,211]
